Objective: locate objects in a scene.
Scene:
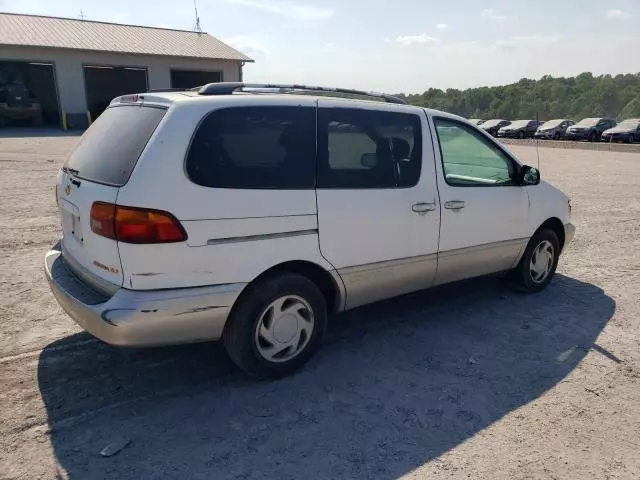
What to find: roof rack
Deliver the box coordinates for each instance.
[196,82,406,104]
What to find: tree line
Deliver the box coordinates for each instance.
[398,72,640,121]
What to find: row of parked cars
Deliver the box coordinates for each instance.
[469,117,640,143]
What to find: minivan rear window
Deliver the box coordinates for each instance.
[64,105,166,186]
[185,106,316,189]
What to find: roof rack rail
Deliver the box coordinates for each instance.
[146,88,188,93]
[196,82,406,104]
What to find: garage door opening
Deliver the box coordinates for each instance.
[171,69,222,89]
[84,65,148,121]
[0,61,59,128]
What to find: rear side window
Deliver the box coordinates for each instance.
[64,106,166,186]
[317,108,422,189]
[186,106,316,189]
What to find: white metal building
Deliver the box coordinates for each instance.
[0,12,252,128]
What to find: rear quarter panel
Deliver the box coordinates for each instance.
[116,97,333,290]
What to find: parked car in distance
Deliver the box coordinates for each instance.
[469,118,485,125]
[534,119,575,140]
[481,119,511,137]
[497,119,541,139]
[565,117,616,142]
[45,83,575,379]
[600,118,640,143]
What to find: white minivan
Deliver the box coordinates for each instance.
[45,83,575,378]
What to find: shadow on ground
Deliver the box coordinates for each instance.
[38,274,614,479]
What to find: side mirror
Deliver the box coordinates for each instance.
[519,165,540,186]
[360,153,377,168]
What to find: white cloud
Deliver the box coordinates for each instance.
[391,34,439,46]
[223,0,334,21]
[606,9,631,20]
[481,8,506,20]
[436,23,448,30]
[222,35,268,56]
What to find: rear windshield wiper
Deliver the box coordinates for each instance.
[63,166,80,176]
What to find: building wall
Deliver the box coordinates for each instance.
[0,45,242,124]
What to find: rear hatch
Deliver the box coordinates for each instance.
[57,104,167,293]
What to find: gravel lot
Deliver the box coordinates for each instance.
[0,132,639,479]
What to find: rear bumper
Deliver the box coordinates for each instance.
[565,131,591,140]
[534,131,557,139]
[44,247,246,347]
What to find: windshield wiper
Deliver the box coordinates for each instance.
[63,166,80,176]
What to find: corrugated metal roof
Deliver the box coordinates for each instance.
[0,12,253,62]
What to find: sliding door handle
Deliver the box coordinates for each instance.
[444,200,466,210]
[412,202,437,214]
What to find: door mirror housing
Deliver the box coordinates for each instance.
[519,165,540,186]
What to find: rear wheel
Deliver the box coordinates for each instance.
[223,273,327,379]
[553,132,560,140]
[510,229,560,293]
[628,134,634,144]
[589,131,598,142]
[519,131,525,139]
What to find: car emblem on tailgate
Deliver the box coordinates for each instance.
[65,184,71,196]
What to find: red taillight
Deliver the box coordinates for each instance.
[90,202,186,244]
[90,202,117,239]
[119,94,139,103]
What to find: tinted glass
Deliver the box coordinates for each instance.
[64,106,166,186]
[509,120,530,128]
[541,119,563,128]
[576,118,599,127]
[317,108,422,189]
[482,119,505,128]
[435,118,514,186]
[186,107,316,189]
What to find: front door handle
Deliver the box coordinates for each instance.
[444,200,466,211]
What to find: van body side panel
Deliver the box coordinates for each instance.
[116,96,331,290]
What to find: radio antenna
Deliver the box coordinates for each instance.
[193,0,202,34]
[536,111,541,170]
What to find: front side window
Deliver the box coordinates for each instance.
[434,118,515,186]
[317,108,422,189]
[186,106,316,189]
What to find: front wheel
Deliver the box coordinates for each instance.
[223,273,327,379]
[553,132,561,140]
[510,229,560,293]
[589,131,598,142]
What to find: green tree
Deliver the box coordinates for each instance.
[403,72,640,121]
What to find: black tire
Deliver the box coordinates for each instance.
[510,229,560,293]
[589,131,598,142]
[628,134,634,144]
[223,273,327,379]
[519,131,525,139]
[553,132,560,140]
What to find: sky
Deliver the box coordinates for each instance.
[1,0,639,93]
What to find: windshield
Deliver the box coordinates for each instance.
[541,119,563,129]
[508,120,531,128]
[64,106,166,186]
[575,118,600,127]
[483,119,504,128]
[617,121,640,129]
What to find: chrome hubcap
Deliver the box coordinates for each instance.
[529,240,555,283]
[254,295,314,363]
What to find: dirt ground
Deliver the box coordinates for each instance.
[0,132,639,479]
